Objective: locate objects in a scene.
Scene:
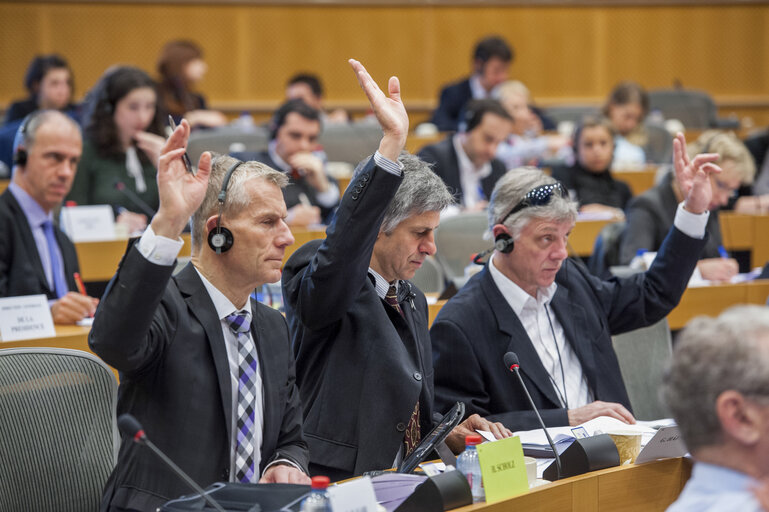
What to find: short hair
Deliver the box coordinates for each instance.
[663,305,769,453]
[602,81,649,118]
[464,99,513,132]
[572,115,616,158]
[689,130,756,185]
[497,80,531,103]
[488,167,578,238]
[473,36,514,65]
[14,110,81,157]
[191,154,289,253]
[23,54,73,96]
[287,73,323,98]
[352,153,453,234]
[269,99,322,140]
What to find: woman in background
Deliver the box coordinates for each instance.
[68,66,165,233]
[3,54,77,125]
[157,40,227,128]
[602,81,648,169]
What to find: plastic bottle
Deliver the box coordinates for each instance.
[300,475,331,512]
[456,434,485,503]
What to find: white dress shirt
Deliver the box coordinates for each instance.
[452,133,492,208]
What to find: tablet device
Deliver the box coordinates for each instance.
[397,401,465,474]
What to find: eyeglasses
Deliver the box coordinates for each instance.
[498,182,568,225]
[713,177,739,199]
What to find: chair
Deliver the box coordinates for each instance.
[542,105,600,126]
[642,123,673,164]
[318,120,383,165]
[0,348,119,512]
[586,221,626,279]
[186,125,270,164]
[611,319,673,421]
[648,89,739,130]
[434,212,489,288]
[410,255,445,295]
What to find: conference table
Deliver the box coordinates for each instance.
[457,456,692,512]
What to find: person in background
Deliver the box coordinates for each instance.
[602,81,648,169]
[68,66,166,233]
[3,54,78,125]
[156,40,227,129]
[496,80,570,169]
[285,72,350,124]
[551,116,632,218]
[620,130,753,281]
[0,110,98,323]
[231,99,340,225]
[743,127,769,201]
[430,36,514,132]
[664,305,769,512]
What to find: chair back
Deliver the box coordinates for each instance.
[187,126,270,164]
[586,221,626,279]
[642,123,673,164]
[434,212,489,288]
[410,255,445,295]
[318,121,383,165]
[542,105,600,125]
[648,89,717,130]
[0,348,118,512]
[611,319,673,420]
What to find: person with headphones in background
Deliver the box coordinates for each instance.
[551,115,632,219]
[431,133,720,432]
[0,110,98,323]
[89,118,310,511]
[231,99,340,226]
[619,131,752,282]
[418,99,512,213]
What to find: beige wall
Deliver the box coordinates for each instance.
[1,2,768,125]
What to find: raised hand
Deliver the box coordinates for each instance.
[150,119,212,239]
[673,132,721,215]
[348,59,408,161]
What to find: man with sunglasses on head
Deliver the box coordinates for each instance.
[431,134,721,431]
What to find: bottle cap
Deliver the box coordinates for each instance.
[465,434,482,446]
[311,475,330,489]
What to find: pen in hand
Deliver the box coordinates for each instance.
[167,115,196,176]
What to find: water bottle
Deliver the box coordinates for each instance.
[300,475,331,512]
[456,434,485,503]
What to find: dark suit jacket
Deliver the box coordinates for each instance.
[430,226,706,431]
[282,157,435,480]
[231,150,339,223]
[0,188,79,298]
[619,172,722,265]
[90,247,308,511]
[417,137,506,205]
[430,79,472,132]
[744,130,769,196]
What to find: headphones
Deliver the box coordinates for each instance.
[494,232,514,253]
[12,114,34,167]
[207,160,243,254]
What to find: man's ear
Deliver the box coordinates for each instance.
[492,223,509,239]
[716,390,762,446]
[205,215,219,234]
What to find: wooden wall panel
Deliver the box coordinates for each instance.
[1,2,767,124]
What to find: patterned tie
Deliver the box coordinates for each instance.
[225,310,258,483]
[385,284,404,317]
[41,220,68,299]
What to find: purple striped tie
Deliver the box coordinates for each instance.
[226,310,257,483]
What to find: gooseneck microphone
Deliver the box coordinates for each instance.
[113,180,156,218]
[503,351,563,480]
[117,414,227,512]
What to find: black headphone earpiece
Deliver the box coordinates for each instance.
[207,160,243,254]
[494,233,514,253]
[12,114,33,167]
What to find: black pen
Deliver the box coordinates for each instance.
[168,115,196,176]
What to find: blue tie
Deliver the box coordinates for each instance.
[41,220,68,299]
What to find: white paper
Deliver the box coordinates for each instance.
[60,205,116,242]
[328,475,378,512]
[635,425,688,464]
[0,295,55,341]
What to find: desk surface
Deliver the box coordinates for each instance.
[457,457,691,512]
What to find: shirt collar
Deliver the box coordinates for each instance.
[368,267,397,300]
[487,253,557,315]
[8,181,53,227]
[469,75,489,100]
[267,140,291,174]
[194,267,253,320]
[452,133,492,179]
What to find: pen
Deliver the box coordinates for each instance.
[167,115,196,176]
[718,245,729,259]
[74,272,86,295]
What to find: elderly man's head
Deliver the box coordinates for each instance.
[12,110,82,213]
[664,305,769,478]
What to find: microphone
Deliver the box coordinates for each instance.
[503,352,562,480]
[117,414,227,512]
[113,180,156,218]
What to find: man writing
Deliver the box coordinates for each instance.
[90,119,309,511]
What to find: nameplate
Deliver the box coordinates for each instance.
[60,205,116,242]
[327,475,378,512]
[635,425,687,464]
[0,295,55,342]
[476,436,529,503]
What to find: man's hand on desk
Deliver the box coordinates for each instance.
[51,291,98,324]
[697,257,739,282]
[286,204,321,226]
[259,463,311,485]
[567,401,635,426]
[445,413,513,453]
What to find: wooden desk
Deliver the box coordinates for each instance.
[457,457,691,512]
[720,212,769,267]
[667,279,769,330]
[570,219,615,257]
[614,168,657,196]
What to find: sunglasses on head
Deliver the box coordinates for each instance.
[498,182,568,225]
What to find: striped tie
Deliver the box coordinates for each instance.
[225,310,257,483]
[385,284,403,317]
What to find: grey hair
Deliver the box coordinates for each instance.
[662,305,769,453]
[16,110,81,154]
[353,152,454,234]
[487,167,577,238]
[191,154,288,252]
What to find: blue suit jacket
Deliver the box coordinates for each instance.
[430,226,706,431]
[430,79,472,132]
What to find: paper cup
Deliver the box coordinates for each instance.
[608,432,642,465]
[524,456,537,487]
